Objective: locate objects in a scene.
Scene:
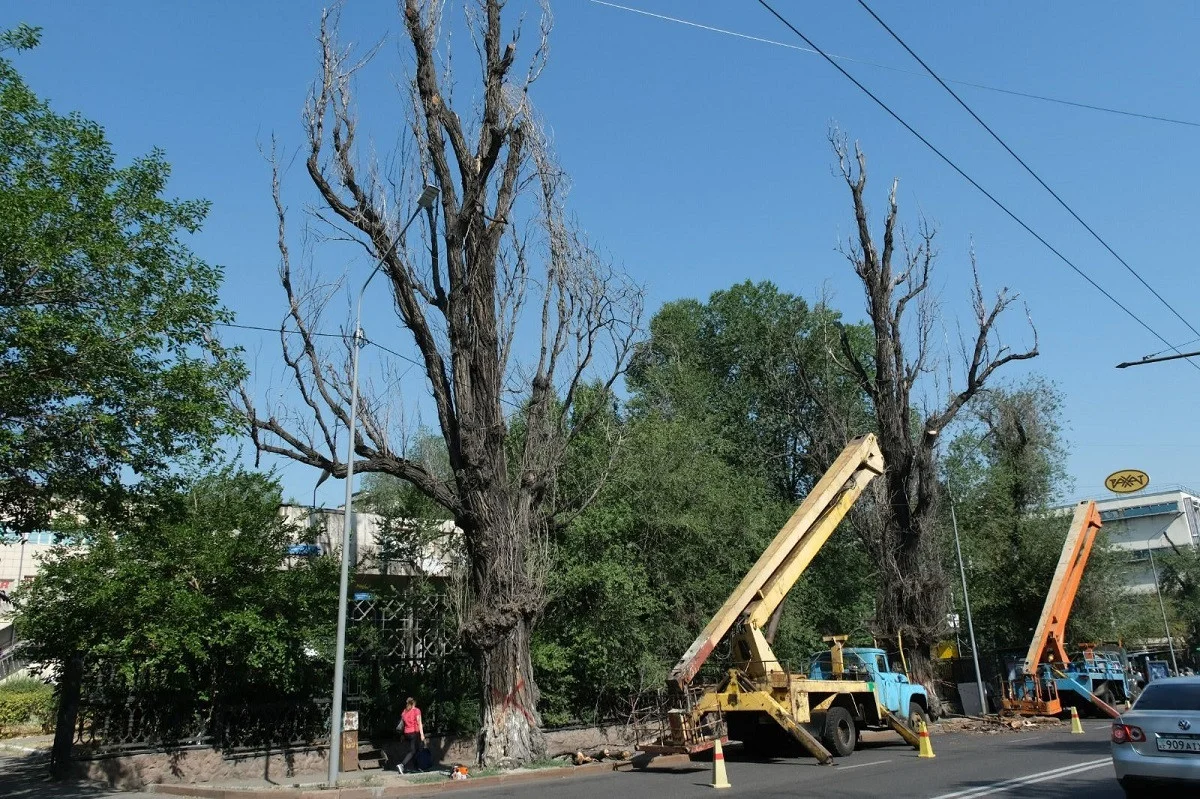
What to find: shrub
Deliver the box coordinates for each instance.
[0,678,56,735]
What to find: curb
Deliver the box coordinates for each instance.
[148,760,626,798]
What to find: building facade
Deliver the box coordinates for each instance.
[1092,487,1200,594]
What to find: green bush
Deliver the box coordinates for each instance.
[0,678,56,734]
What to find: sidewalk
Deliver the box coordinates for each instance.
[146,760,629,797]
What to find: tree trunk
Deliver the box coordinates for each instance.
[476,617,545,767]
[50,653,83,778]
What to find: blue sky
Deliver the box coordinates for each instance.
[8,1,1200,507]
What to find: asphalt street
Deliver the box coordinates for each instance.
[427,721,1123,799]
[0,721,1123,798]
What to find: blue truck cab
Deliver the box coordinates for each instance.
[808,646,932,729]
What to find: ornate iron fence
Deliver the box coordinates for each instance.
[71,585,465,754]
[343,587,474,736]
[74,697,331,756]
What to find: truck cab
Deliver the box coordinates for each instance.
[808,646,931,729]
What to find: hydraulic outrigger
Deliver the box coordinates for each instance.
[1000,500,1123,719]
[647,434,923,764]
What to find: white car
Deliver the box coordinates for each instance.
[1111,676,1200,797]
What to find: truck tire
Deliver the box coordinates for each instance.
[908,701,930,730]
[822,706,857,757]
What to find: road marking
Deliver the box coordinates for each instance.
[927,758,1111,799]
[837,759,892,771]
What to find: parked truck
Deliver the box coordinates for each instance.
[645,434,924,764]
[808,637,932,730]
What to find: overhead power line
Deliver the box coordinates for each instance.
[215,321,424,369]
[751,0,1200,373]
[589,0,1200,129]
[855,0,1200,347]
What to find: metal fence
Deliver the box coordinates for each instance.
[71,585,463,755]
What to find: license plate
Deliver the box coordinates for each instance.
[1157,736,1200,753]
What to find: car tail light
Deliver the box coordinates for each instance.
[1112,723,1145,744]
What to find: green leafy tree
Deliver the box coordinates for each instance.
[0,24,242,535]
[627,281,873,503]
[13,468,336,767]
[534,286,878,722]
[1155,548,1200,659]
[942,378,1134,659]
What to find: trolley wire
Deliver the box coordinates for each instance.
[752,0,1200,372]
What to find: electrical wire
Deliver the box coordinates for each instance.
[855,0,1200,346]
[588,1,1200,129]
[752,0,1200,372]
[214,321,425,368]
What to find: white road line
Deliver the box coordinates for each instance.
[928,758,1111,799]
[837,759,892,771]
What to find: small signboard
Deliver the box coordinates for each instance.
[1105,469,1150,494]
[343,711,359,731]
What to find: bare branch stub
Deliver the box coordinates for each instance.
[234,0,643,767]
[828,130,1037,690]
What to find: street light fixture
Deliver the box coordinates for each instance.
[328,184,438,784]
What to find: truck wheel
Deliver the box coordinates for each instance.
[822,706,857,757]
[908,702,930,730]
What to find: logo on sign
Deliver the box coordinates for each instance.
[1105,469,1150,494]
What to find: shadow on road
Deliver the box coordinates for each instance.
[1005,737,1111,756]
[0,751,124,799]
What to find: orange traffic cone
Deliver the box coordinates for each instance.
[710,738,731,789]
[1070,706,1084,734]
[917,719,936,758]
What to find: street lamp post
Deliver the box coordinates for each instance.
[1146,532,1179,674]
[948,485,988,716]
[328,184,438,784]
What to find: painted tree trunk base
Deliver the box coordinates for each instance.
[475,617,546,768]
[479,702,547,768]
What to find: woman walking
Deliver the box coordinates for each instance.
[396,697,425,774]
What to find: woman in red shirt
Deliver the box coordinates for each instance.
[396,696,425,773]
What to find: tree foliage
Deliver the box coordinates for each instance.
[941,378,1135,657]
[535,283,877,723]
[0,25,242,534]
[13,468,336,706]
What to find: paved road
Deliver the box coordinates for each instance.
[0,750,156,799]
[0,722,1123,798]
[435,721,1123,799]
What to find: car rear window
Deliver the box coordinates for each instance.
[1136,683,1200,710]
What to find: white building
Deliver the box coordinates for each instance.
[1092,487,1200,594]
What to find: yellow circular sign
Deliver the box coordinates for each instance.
[1105,469,1150,494]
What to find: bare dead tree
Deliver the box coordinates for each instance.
[235,1,642,766]
[829,133,1038,680]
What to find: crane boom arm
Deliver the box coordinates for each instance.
[668,434,885,690]
[1021,500,1103,674]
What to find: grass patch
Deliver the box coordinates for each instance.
[522,758,573,770]
[408,773,446,784]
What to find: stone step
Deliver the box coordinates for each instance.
[358,757,383,770]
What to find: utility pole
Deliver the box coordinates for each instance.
[1147,537,1179,673]
[949,487,988,716]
